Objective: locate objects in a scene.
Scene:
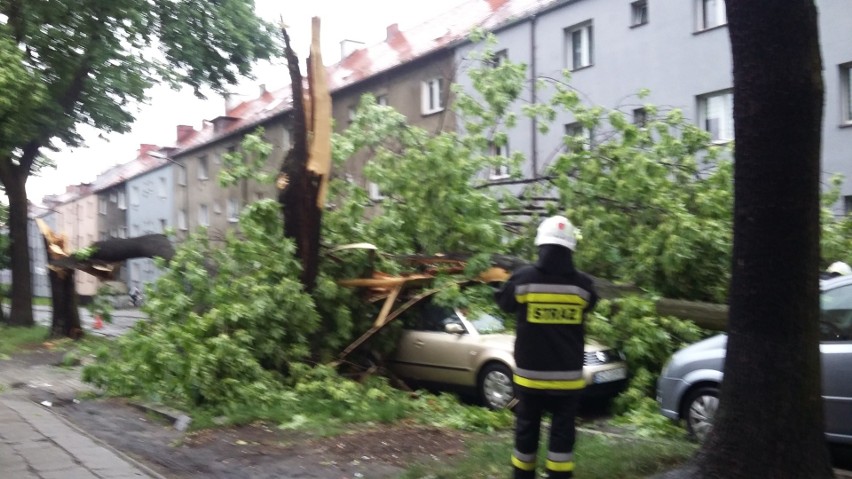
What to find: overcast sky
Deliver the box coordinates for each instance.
[26,0,465,204]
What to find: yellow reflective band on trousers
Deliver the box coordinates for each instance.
[513,374,585,390]
[546,459,575,472]
[512,455,536,471]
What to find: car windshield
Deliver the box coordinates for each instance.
[820,283,852,340]
[469,312,507,334]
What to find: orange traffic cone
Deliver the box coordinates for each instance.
[93,315,103,330]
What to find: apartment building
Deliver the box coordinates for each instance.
[453,0,852,203]
[44,184,99,297]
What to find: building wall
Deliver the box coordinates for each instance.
[454,0,852,198]
[126,163,174,290]
[174,119,290,241]
[27,216,50,298]
[332,49,458,191]
[55,195,99,296]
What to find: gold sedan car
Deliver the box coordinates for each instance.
[387,303,628,409]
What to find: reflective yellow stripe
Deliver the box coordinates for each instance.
[514,374,585,390]
[546,459,575,472]
[516,293,588,306]
[512,455,536,471]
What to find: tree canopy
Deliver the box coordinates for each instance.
[0,0,278,326]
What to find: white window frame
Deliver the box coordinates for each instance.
[488,142,510,180]
[109,192,117,203]
[696,0,726,31]
[368,182,385,201]
[178,209,187,231]
[421,78,444,115]
[98,197,106,215]
[213,201,222,214]
[198,155,209,180]
[227,198,240,222]
[119,226,127,239]
[565,22,593,71]
[132,186,140,206]
[841,63,852,125]
[348,106,358,123]
[117,190,127,210]
[631,0,648,27]
[159,177,167,198]
[698,90,734,143]
[376,94,389,106]
[564,122,594,151]
[177,166,187,186]
[198,204,209,227]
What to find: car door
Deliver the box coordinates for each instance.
[392,305,476,385]
[819,283,852,443]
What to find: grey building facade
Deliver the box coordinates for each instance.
[454,0,852,203]
[126,162,175,289]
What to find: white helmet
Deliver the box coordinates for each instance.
[827,261,852,276]
[534,215,577,251]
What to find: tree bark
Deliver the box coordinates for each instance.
[278,26,321,292]
[48,268,82,339]
[695,1,831,477]
[1,168,35,327]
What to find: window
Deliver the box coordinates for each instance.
[841,63,852,125]
[698,90,734,142]
[376,94,389,106]
[564,122,593,151]
[489,141,510,180]
[117,190,127,210]
[488,49,509,68]
[565,22,593,71]
[255,192,265,201]
[109,192,117,203]
[177,166,187,186]
[213,201,222,214]
[697,0,726,31]
[119,226,127,239]
[132,186,140,206]
[369,182,385,201]
[198,155,209,180]
[633,107,648,127]
[348,106,358,124]
[227,198,240,222]
[198,204,209,227]
[98,198,106,215]
[421,78,444,115]
[159,218,167,232]
[159,177,167,198]
[178,209,187,230]
[631,1,648,27]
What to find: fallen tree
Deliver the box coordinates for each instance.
[36,219,174,338]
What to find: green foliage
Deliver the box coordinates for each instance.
[819,174,852,267]
[218,127,276,187]
[587,295,706,436]
[84,201,320,411]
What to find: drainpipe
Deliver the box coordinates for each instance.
[530,14,539,178]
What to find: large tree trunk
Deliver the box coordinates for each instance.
[2,169,35,327]
[695,1,831,477]
[278,25,323,292]
[48,268,82,339]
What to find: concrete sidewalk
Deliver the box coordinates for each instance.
[0,396,160,479]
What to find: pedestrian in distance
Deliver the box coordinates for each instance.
[495,215,598,479]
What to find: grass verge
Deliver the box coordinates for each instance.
[401,429,697,479]
[0,325,50,357]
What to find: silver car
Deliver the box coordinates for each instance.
[388,303,629,409]
[657,275,852,443]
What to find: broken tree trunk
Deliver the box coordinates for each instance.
[277,18,332,293]
[36,219,175,338]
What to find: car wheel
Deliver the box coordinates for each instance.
[683,385,719,442]
[479,363,514,410]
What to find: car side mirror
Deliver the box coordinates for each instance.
[445,323,465,335]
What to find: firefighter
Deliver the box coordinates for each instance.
[495,215,598,479]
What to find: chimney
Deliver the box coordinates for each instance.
[386,23,400,41]
[138,143,159,158]
[259,84,267,96]
[176,125,195,143]
[486,0,509,11]
[340,39,365,60]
